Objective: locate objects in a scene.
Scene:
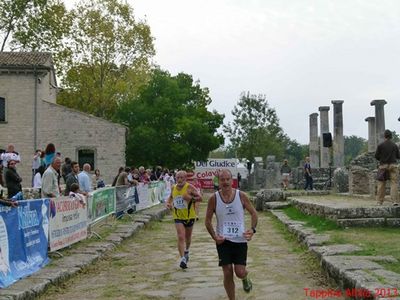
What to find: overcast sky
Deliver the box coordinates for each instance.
[67,0,400,144]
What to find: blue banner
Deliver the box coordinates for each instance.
[0,199,50,288]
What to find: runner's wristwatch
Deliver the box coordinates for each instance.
[251,227,256,234]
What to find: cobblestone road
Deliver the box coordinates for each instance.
[40,202,342,300]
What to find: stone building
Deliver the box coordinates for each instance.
[0,52,126,186]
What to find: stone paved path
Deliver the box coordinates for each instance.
[40,202,343,300]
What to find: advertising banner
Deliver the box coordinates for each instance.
[136,181,167,211]
[115,186,138,216]
[49,196,88,252]
[88,187,116,224]
[0,199,50,288]
[193,159,238,189]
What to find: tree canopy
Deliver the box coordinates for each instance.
[344,135,367,165]
[224,92,285,163]
[56,0,155,120]
[0,0,70,53]
[116,69,224,168]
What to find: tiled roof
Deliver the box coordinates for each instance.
[0,52,52,67]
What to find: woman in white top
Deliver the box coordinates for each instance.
[33,165,45,190]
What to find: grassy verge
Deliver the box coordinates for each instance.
[280,206,400,274]
[282,206,341,232]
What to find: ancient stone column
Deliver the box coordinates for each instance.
[309,113,319,168]
[365,117,376,152]
[370,99,387,145]
[331,100,344,167]
[319,106,330,168]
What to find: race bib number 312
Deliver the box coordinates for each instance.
[223,221,244,238]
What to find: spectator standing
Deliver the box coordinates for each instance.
[116,167,130,186]
[92,169,105,189]
[1,144,21,168]
[41,157,62,198]
[112,167,124,186]
[33,165,45,194]
[78,163,92,193]
[150,168,158,181]
[375,129,400,206]
[1,144,21,185]
[64,161,80,196]
[280,159,292,190]
[31,149,42,186]
[44,143,56,167]
[61,157,72,183]
[4,160,22,198]
[304,157,313,191]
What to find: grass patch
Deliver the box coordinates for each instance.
[282,206,341,232]
[328,227,400,274]
[280,207,400,274]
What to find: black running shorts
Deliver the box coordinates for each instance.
[216,240,247,266]
[174,219,195,228]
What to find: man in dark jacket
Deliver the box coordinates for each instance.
[375,129,400,205]
[64,161,80,196]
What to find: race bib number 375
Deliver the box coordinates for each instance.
[173,196,186,209]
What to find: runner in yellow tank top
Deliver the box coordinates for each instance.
[166,170,202,269]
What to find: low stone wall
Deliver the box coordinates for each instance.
[289,197,400,227]
[254,189,329,211]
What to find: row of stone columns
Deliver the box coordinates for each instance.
[309,101,344,168]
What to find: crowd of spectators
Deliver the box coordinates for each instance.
[0,142,178,205]
[112,165,176,187]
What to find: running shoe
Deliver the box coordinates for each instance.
[184,250,189,263]
[242,277,252,293]
[179,256,187,269]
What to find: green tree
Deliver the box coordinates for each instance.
[224,92,284,163]
[344,135,367,165]
[0,0,70,53]
[116,69,224,168]
[281,137,308,167]
[57,0,155,120]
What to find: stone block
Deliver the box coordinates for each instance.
[52,253,99,269]
[84,242,116,253]
[264,201,290,209]
[104,233,123,244]
[304,234,331,247]
[310,244,362,259]
[322,256,383,280]
[386,218,400,227]
[337,218,386,227]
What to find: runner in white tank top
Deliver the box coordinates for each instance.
[205,169,258,300]
[215,189,247,243]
